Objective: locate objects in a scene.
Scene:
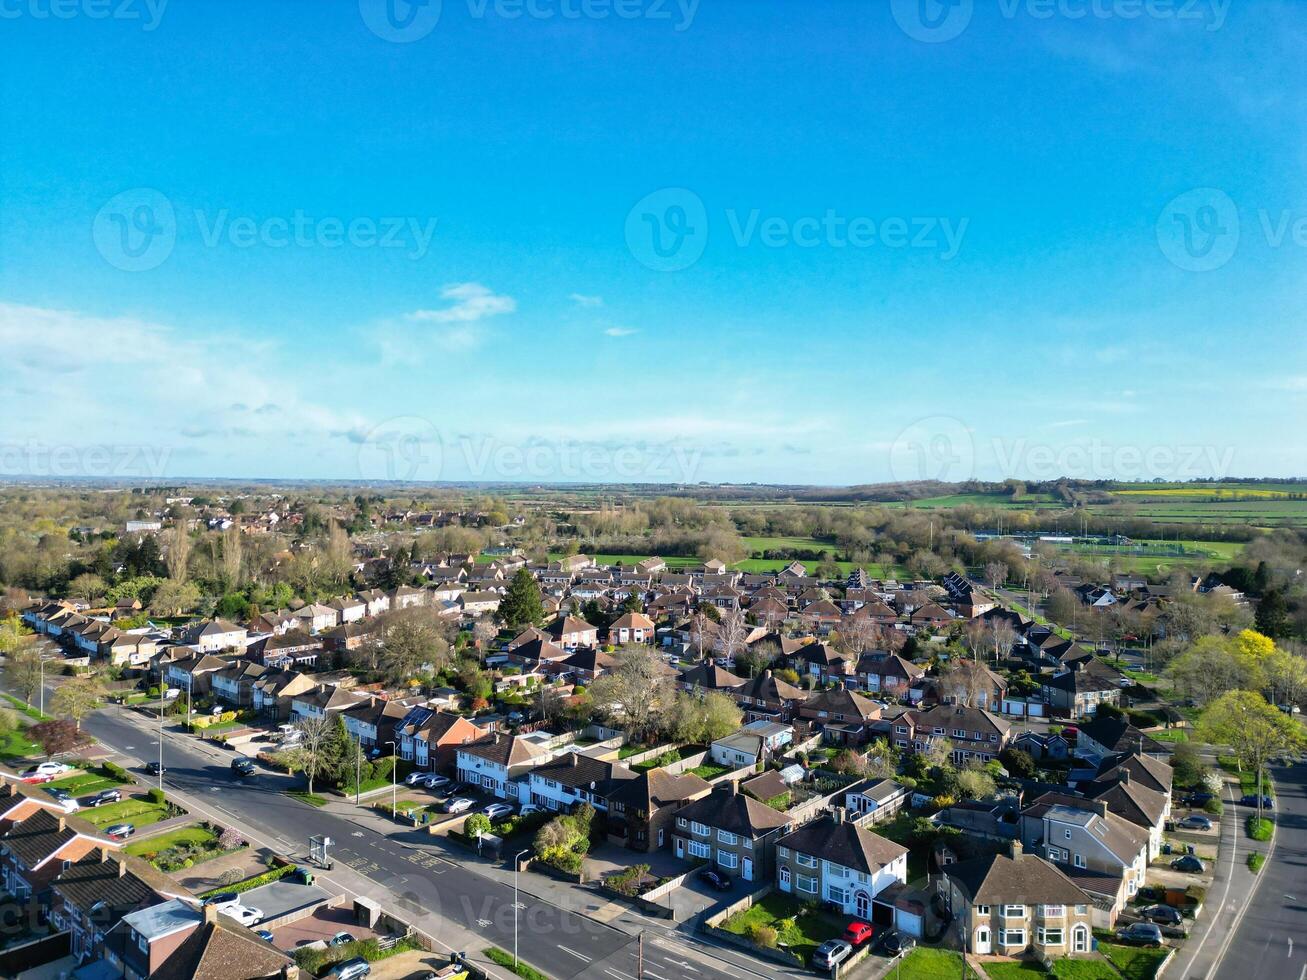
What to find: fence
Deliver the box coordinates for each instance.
[700,886,806,968]
[662,750,709,775]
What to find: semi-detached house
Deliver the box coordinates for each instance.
[672,782,790,883]
[456,734,551,804]
[774,810,908,920]
[526,752,636,813]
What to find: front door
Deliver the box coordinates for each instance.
[657,829,665,848]
[675,838,684,858]
[975,928,991,955]
[779,867,791,893]
[855,891,870,919]
[742,857,753,881]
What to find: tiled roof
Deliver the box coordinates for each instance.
[945,849,1090,906]
[776,814,907,873]
[676,786,790,837]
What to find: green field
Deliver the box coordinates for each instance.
[890,947,965,979]
[0,729,41,765]
[1096,941,1169,980]
[81,797,173,830]
[47,770,130,796]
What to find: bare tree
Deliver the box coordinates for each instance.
[839,615,877,657]
[221,527,243,590]
[165,524,191,582]
[587,645,674,742]
[987,622,1016,665]
[983,562,1008,589]
[937,659,991,708]
[714,611,748,663]
[282,715,336,795]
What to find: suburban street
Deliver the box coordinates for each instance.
[56,695,806,980]
[1212,759,1307,980]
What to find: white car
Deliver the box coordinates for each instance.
[404,771,429,787]
[223,905,264,927]
[483,803,514,819]
[28,762,73,777]
[421,774,450,790]
[445,797,474,814]
[163,688,181,700]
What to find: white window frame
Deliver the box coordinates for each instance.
[717,850,739,869]
[691,821,710,837]
[717,829,738,846]
[688,840,711,859]
[1002,928,1026,947]
[1002,905,1025,918]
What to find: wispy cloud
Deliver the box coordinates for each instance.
[408,283,516,324]
[1046,419,1088,430]
[603,326,638,337]
[570,293,603,307]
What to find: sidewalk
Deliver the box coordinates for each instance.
[1167,774,1271,978]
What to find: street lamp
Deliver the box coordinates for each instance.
[158,693,165,789]
[513,848,530,967]
[385,740,397,818]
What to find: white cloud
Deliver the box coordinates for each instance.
[603,326,638,337]
[570,293,603,307]
[408,283,516,324]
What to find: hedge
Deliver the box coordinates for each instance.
[295,936,420,974]
[1248,851,1266,873]
[198,861,297,898]
[486,946,551,980]
[103,761,131,782]
[1247,817,1273,842]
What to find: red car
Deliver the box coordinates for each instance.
[20,773,53,784]
[843,922,874,947]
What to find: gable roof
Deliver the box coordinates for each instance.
[458,733,549,768]
[608,767,711,811]
[804,688,880,722]
[152,908,293,980]
[1076,717,1166,756]
[530,752,638,794]
[945,848,1091,906]
[776,814,908,874]
[679,664,747,690]
[676,785,790,837]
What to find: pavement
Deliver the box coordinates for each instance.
[60,698,813,980]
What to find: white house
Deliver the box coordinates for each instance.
[525,752,637,812]
[774,810,908,919]
[455,734,551,803]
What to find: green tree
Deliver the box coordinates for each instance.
[50,676,106,730]
[1255,589,1290,639]
[1199,690,1304,821]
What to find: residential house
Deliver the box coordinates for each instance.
[678,664,747,693]
[855,652,925,698]
[608,612,656,645]
[0,809,119,901]
[775,810,908,919]
[178,619,247,653]
[1081,770,1170,858]
[927,659,1008,713]
[672,782,790,882]
[1041,660,1125,720]
[290,603,339,634]
[545,615,599,650]
[1037,803,1149,907]
[790,641,854,683]
[289,684,369,722]
[710,721,792,769]
[1013,731,1070,761]
[390,585,427,610]
[49,850,178,963]
[942,842,1095,957]
[102,631,158,668]
[327,595,367,624]
[731,669,809,722]
[460,591,502,617]
[162,653,229,699]
[798,688,881,745]
[897,704,1011,763]
[398,707,490,772]
[843,778,910,825]
[248,629,323,669]
[321,621,376,654]
[455,734,551,804]
[526,753,637,814]
[105,900,293,980]
[251,670,319,721]
[342,696,411,751]
[209,660,270,708]
[357,588,390,617]
[1074,718,1168,761]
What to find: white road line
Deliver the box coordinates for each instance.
[558,946,592,962]
[605,970,637,980]
[645,972,668,980]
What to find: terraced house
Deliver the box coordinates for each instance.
[774,810,908,919]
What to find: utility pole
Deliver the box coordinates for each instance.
[158,691,165,789]
[354,737,363,806]
[637,931,644,980]
[386,740,398,817]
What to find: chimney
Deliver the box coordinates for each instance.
[1119,770,1130,785]
[1096,800,1109,817]
[833,807,846,825]
[281,966,300,980]
[763,669,772,679]
[204,903,218,924]
[57,816,65,832]
[1009,840,1023,859]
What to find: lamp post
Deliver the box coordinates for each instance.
[158,693,165,789]
[354,736,363,807]
[514,848,530,967]
[385,740,397,818]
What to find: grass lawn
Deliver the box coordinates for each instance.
[1097,942,1169,980]
[984,962,1047,980]
[1,694,51,722]
[1247,817,1273,841]
[286,790,328,807]
[1217,757,1272,798]
[1049,958,1120,980]
[81,798,172,829]
[124,824,216,856]
[1248,851,1265,873]
[48,768,132,795]
[1148,729,1189,744]
[891,947,964,979]
[689,762,732,780]
[720,893,844,965]
[0,728,42,765]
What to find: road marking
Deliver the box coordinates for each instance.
[557,946,591,962]
[1289,937,1294,958]
[605,971,636,980]
[645,972,668,980]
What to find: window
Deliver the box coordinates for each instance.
[1002,905,1025,918]
[1074,854,1086,868]
[953,728,966,738]
[137,932,148,953]
[797,853,818,868]
[717,829,738,846]
[688,840,711,859]
[1074,905,1088,916]
[1064,829,1071,839]
[976,905,990,916]
[797,875,818,894]
[742,837,752,849]
[1042,905,1064,918]
[691,821,709,837]
[777,847,790,859]
[828,886,847,905]
[717,850,738,869]
[1038,927,1064,945]
[1002,929,1026,947]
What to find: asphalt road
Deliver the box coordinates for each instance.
[1212,758,1307,980]
[67,702,791,980]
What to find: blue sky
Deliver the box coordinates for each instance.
[2,0,1305,484]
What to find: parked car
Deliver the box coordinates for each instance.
[48,796,79,814]
[506,711,525,725]
[519,804,542,816]
[89,789,121,807]
[843,922,874,947]
[1239,794,1274,810]
[1140,905,1183,926]
[1181,792,1213,807]
[698,868,731,891]
[405,771,430,786]
[105,823,136,839]
[421,774,451,790]
[1116,922,1164,947]
[46,787,71,801]
[204,892,239,908]
[1177,815,1212,831]
[330,931,355,947]
[22,762,71,779]
[1171,855,1205,873]
[231,758,256,777]
[875,930,913,957]
[255,929,275,942]
[812,940,853,970]
[483,803,514,820]
[329,957,372,980]
[221,905,263,927]
[444,797,474,814]
[19,772,54,784]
